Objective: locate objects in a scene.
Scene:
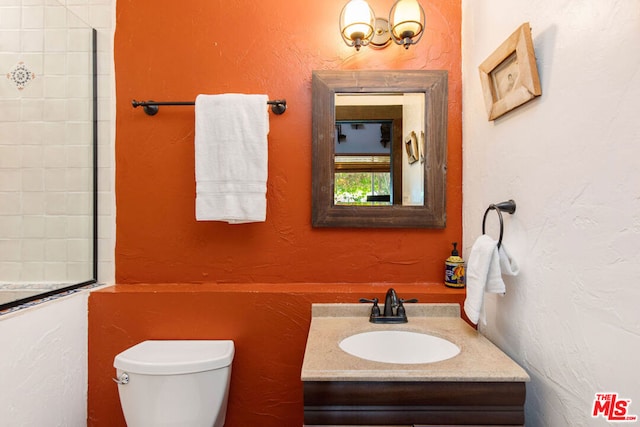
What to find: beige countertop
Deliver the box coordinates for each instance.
[301,303,530,382]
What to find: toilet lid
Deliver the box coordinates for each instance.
[114,340,234,375]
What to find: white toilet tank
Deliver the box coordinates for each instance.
[113,340,234,427]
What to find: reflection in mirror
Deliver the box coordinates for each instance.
[335,93,425,206]
[335,120,393,206]
[312,70,447,228]
[0,1,97,311]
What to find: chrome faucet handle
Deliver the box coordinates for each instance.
[400,298,418,304]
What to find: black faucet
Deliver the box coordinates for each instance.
[383,288,399,316]
[360,288,418,323]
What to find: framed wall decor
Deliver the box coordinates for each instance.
[405,131,419,164]
[479,22,542,121]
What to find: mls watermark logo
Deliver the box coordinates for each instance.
[592,393,638,422]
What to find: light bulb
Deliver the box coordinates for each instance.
[389,0,425,47]
[340,0,375,50]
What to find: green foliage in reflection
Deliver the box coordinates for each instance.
[334,173,391,205]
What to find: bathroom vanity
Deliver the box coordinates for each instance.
[301,304,529,426]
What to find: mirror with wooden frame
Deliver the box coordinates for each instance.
[312,70,448,228]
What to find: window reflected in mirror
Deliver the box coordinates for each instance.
[334,121,392,205]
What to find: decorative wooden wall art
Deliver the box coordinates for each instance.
[479,22,542,121]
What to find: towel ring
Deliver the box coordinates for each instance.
[482,199,516,249]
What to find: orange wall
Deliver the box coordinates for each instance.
[88,284,466,426]
[114,0,462,284]
[93,0,462,425]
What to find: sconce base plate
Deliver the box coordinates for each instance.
[370,17,391,49]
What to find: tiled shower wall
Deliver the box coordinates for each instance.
[0,0,114,286]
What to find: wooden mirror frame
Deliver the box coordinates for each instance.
[312,70,448,228]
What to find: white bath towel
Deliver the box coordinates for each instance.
[464,235,519,325]
[194,94,269,223]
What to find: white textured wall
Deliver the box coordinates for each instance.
[462,1,640,425]
[0,292,88,427]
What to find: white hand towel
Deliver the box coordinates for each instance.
[195,94,269,223]
[499,243,520,277]
[464,234,519,325]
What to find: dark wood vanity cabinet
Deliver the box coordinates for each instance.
[303,380,526,426]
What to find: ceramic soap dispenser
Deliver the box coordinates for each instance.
[445,242,465,288]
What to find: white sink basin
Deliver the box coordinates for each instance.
[339,330,460,364]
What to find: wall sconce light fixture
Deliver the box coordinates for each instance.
[389,0,425,48]
[339,0,425,51]
[339,0,376,51]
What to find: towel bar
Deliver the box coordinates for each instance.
[482,199,516,249]
[131,99,287,116]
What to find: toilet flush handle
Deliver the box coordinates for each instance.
[112,372,129,385]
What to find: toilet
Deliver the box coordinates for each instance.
[113,340,234,427]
